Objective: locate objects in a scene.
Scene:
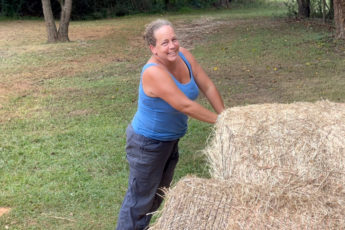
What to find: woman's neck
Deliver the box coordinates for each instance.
[151,55,179,71]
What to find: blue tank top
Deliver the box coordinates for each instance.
[131,52,199,141]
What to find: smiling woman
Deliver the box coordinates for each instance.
[115,19,225,230]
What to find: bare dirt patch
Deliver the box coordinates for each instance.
[69,25,114,41]
[175,17,232,50]
[0,207,11,217]
[174,17,265,50]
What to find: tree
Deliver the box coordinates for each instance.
[213,0,230,8]
[334,0,345,39]
[41,0,72,43]
[329,0,334,19]
[219,0,230,8]
[322,0,326,23]
[164,0,170,10]
[297,0,311,17]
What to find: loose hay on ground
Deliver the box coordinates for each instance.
[151,100,345,229]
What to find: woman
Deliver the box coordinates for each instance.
[116,19,224,230]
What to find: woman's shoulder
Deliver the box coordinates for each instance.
[179,47,196,66]
[143,62,169,79]
[179,47,192,57]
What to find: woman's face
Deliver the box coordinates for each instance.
[151,25,180,62]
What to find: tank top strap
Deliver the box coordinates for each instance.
[178,52,193,74]
[141,63,158,76]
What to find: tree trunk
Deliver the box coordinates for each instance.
[57,0,72,42]
[322,0,326,23]
[41,0,72,43]
[130,0,139,11]
[329,0,334,19]
[220,0,230,8]
[297,0,311,18]
[141,0,152,11]
[165,0,170,10]
[1,0,6,15]
[41,0,58,42]
[334,0,345,39]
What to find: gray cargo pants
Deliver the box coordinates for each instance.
[116,124,179,230]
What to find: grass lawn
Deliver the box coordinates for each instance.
[1,2,345,229]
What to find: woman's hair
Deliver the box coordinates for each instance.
[143,19,174,46]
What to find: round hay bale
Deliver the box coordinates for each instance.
[150,176,345,229]
[204,101,345,193]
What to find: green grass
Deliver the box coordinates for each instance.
[1,2,345,229]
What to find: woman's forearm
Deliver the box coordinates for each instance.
[179,101,218,124]
[204,85,225,114]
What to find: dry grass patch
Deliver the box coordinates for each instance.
[0,208,11,217]
[0,20,130,106]
[0,20,114,47]
[0,21,46,47]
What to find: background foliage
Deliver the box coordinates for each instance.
[0,0,223,19]
[285,0,333,19]
[0,0,334,20]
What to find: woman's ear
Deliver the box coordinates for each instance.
[150,45,157,55]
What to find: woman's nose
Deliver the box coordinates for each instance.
[168,41,175,49]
